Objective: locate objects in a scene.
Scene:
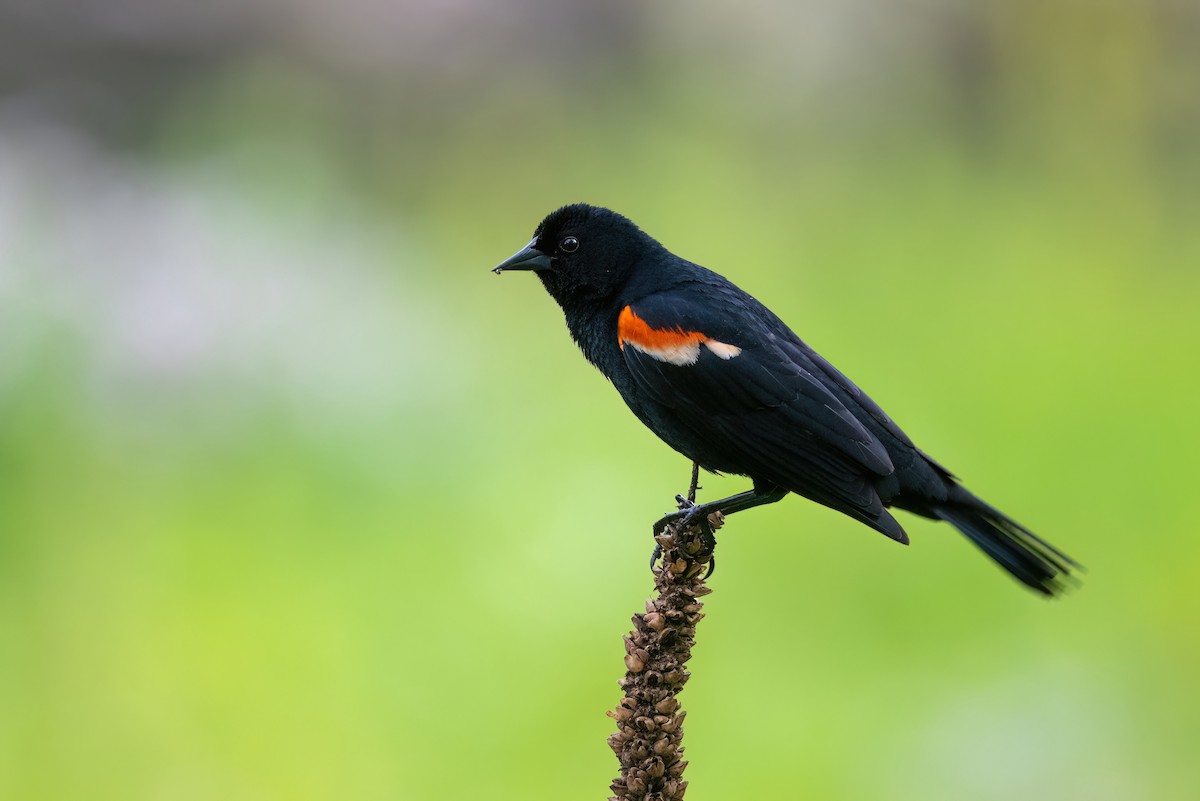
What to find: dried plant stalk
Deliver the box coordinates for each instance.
[607,508,723,801]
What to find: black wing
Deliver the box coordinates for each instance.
[620,288,907,540]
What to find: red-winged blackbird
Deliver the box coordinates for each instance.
[493,203,1077,595]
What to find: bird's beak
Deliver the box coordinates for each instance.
[492,240,552,274]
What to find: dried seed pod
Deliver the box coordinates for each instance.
[609,705,634,722]
[608,508,721,801]
[655,697,679,714]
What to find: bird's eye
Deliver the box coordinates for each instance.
[559,236,579,253]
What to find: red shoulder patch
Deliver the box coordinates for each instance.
[618,306,741,366]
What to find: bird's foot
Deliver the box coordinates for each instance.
[651,495,698,536]
[649,495,717,577]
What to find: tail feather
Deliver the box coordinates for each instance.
[932,502,1079,596]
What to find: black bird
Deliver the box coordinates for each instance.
[493,203,1076,594]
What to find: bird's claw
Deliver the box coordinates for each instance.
[651,496,699,538]
[649,495,717,577]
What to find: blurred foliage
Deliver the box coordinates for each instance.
[1,1,1198,799]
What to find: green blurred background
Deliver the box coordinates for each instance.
[1,1,1197,799]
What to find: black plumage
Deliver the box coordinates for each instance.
[494,203,1076,594]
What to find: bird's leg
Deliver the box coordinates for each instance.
[653,482,789,537]
[650,474,789,574]
[649,462,705,569]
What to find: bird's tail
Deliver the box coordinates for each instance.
[931,496,1079,596]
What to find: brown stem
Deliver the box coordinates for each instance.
[607,504,723,801]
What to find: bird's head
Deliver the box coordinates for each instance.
[492,204,653,308]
